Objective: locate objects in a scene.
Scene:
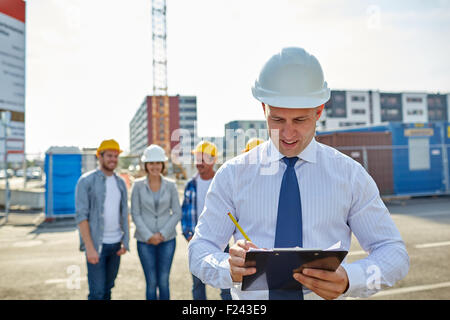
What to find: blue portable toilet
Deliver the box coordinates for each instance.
[45,147,82,218]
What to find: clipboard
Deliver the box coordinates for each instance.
[241,248,348,291]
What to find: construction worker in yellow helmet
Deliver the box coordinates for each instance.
[95,139,123,178]
[75,138,129,300]
[191,140,217,157]
[182,140,231,300]
[96,139,123,158]
[243,138,265,153]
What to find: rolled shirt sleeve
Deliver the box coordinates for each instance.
[342,164,410,298]
[75,176,90,225]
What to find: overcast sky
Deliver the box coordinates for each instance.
[24,0,450,156]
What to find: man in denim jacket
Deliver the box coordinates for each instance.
[75,139,129,300]
[182,141,231,300]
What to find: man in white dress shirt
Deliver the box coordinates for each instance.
[188,47,409,300]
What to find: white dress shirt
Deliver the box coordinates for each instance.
[188,137,409,300]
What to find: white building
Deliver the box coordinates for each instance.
[129,95,198,157]
[402,92,428,123]
[178,95,198,147]
[129,99,148,156]
[319,90,450,130]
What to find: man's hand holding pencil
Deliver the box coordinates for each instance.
[227,212,258,282]
[228,239,258,282]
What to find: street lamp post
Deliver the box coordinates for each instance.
[1,111,11,223]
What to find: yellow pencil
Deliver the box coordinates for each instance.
[227,212,252,242]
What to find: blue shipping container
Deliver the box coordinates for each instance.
[317,121,450,197]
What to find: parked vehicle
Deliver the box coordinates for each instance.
[27,167,42,180]
[0,169,14,179]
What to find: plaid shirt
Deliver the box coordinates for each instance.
[181,176,198,240]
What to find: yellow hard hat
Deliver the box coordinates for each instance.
[192,140,217,157]
[243,138,264,153]
[97,139,123,157]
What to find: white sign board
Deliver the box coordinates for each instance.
[0,1,25,163]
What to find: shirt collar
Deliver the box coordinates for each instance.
[144,174,166,189]
[262,137,317,164]
[95,168,118,179]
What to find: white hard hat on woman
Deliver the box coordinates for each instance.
[141,144,168,163]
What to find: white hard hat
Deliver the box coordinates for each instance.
[141,144,168,163]
[252,47,330,109]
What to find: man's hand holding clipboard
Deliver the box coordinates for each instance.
[293,264,350,300]
[229,239,350,300]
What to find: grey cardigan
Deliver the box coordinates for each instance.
[130,175,182,243]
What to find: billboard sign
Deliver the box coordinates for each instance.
[0,0,25,163]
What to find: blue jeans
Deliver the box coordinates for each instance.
[192,274,206,300]
[137,239,176,300]
[86,242,121,300]
[192,275,232,300]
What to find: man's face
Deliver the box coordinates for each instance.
[263,103,324,157]
[99,150,119,172]
[194,152,216,175]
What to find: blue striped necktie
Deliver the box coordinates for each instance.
[269,156,304,300]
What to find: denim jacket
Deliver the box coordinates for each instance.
[75,169,130,254]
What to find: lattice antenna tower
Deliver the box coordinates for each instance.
[151,0,170,154]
